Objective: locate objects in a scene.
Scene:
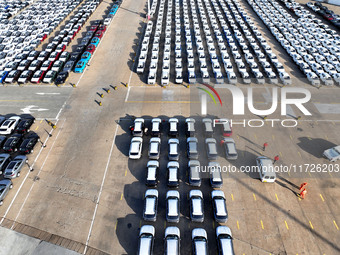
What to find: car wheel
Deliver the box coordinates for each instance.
[17,172,20,177]
[9,184,13,189]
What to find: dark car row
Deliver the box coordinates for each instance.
[0,115,39,154]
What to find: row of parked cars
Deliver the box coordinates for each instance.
[130,117,235,254]
[306,1,340,28]
[0,0,32,20]
[73,0,122,73]
[138,0,289,85]
[0,0,83,71]
[138,226,234,255]
[0,115,40,205]
[248,0,340,86]
[0,0,105,85]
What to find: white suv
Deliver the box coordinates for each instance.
[0,116,21,135]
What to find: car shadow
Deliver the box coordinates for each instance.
[297,137,337,158]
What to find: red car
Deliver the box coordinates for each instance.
[324,14,334,21]
[97,25,107,33]
[95,31,104,39]
[86,44,96,54]
[90,25,98,32]
[37,34,47,42]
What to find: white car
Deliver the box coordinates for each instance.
[332,73,340,85]
[323,146,340,162]
[279,72,291,85]
[129,137,143,159]
[319,72,333,86]
[161,71,169,85]
[306,72,320,86]
[103,17,112,26]
[148,71,156,85]
[42,70,56,83]
[175,72,183,84]
[324,64,337,75]
[0,116,21,135]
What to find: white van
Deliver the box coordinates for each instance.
[256,156,276,183]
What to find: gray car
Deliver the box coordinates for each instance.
[63,61,75,73]
[0,153,11,175]
[4,155,27,179]
[0,179,13,205]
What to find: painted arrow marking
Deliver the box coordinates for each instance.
[20,105,49,114]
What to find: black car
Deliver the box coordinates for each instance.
[69,52,81,62]
[19,133,40,154]
[3,134,22,153]
[92,20,102,25]
[0,136,6,148]
[75,45,86,54]
[16,118,35,133]
[55,71,69,85]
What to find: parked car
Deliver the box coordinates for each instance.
[187,137,198,159]
[19,133,40,154]
[212,190,228,223]
[55,71,69,85]
[146,160,159,186]
[205,138,218,160]
[323,145,340,162]
[42,70,57,83]
[148,137,161,160]
[167,161,179,187]
[189,190,204,222]
[216,226,235,255]
[168,118,179,137]
[0,153,11,175]
[132,118,145,137]
[168,138,179,161]
[164,227,180,255]
[16,118,34,133]
[4,155,27,179]
[0,179,13,205]
[129,137,143,159]
[150,118,161,137]
[143,189,158,222]
[137,225,155,255]
[0,116,21,135]
[192,228,208,254]
[223,138,238,160]
[166,190,180,223]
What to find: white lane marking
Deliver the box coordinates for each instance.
[124,86,131,102]
[75,4,119,88]
[0,119,61,225]
[9,119,66,229]
[36,93,61,95]
[55,101,67,120]
[83,122,120,254]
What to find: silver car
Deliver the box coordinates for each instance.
[4,155,27,179]
[0,179,13,205]
[0,153,11,175]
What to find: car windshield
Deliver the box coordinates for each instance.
[46,73,54,78]
[22,72,29,78]
[0,185,6,193]
[7,72,16,78]
[33,72,42,78]
[76,62,84,68]
[42,62,50,67]
[59,73,67,78]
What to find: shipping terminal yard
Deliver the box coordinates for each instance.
[0,0,339,254]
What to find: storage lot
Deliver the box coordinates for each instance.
[0,0,339,254]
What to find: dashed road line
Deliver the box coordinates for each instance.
[120,193,123,201]
[275,193,279,201]
[35,126,39,131]
[334,220,339,230]
[309,221,314,229]
[260,220,264,229]
[124,170,127,176]
[231,194,234,201]
[320,194,324,202]
[298,152,302,158]
[237,220,240,229]
[253,193,257,201]
[285,220,289,230]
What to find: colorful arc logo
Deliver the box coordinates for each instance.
[197,83,222,106]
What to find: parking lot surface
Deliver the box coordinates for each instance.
[0,0,339,254]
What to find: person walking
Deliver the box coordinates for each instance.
[263,142,268,151]
[299,182,308,191]
[273,155,279,164]
[299,189,307,199]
